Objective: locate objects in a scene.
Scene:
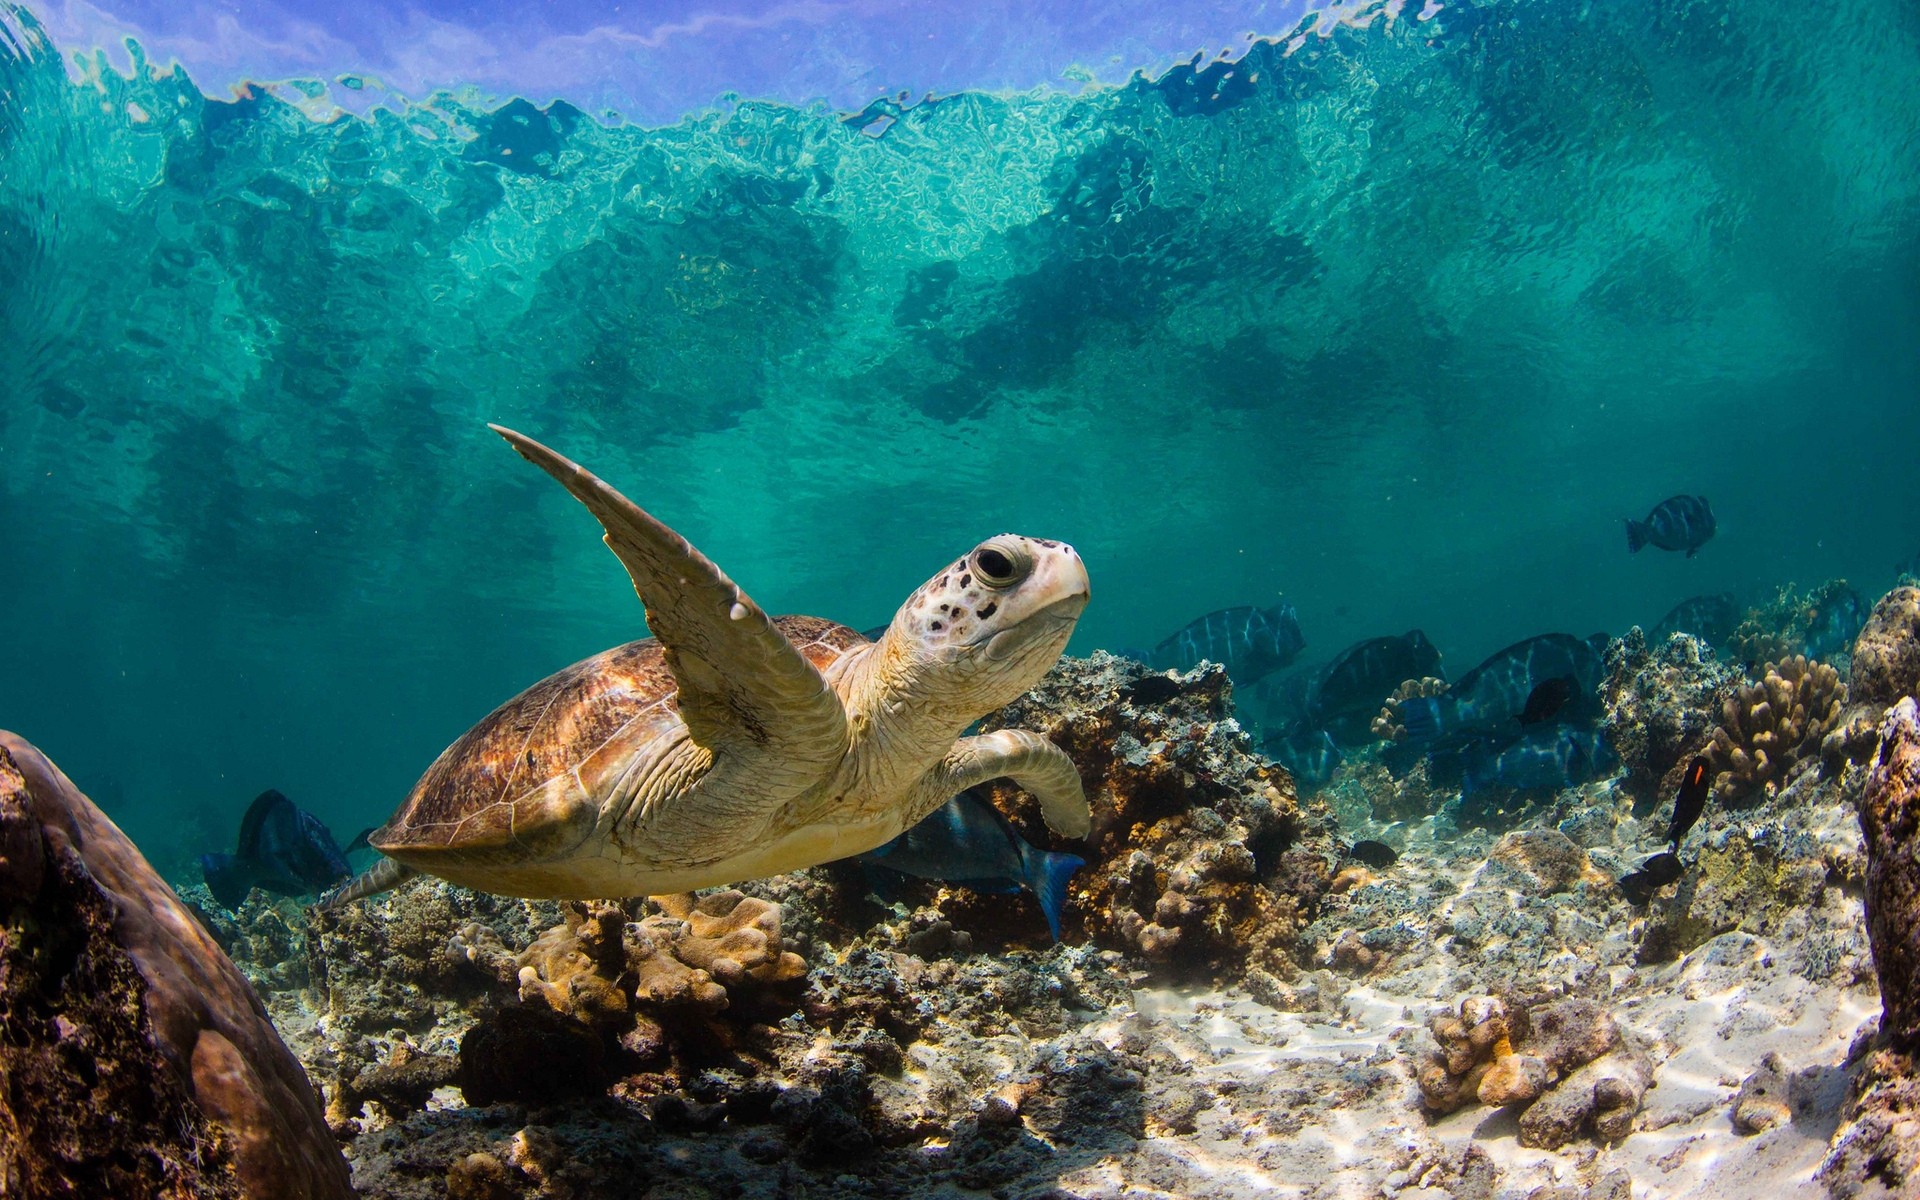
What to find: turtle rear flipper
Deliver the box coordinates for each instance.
[490,425,849,774]
[316,856,416,910]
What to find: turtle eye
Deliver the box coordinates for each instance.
[972,543,1027,588]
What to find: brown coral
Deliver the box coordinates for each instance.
[515,891,806,1028]
[1415,994,1645,1146]
[1704,655,1845,805]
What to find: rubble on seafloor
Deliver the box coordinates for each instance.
[110,616,1920,1198]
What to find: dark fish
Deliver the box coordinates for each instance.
[1399,633,1605,744]
[1150,602,1305,685]
[1460,726,1619,795]
[1263,728,1342,788]
[1346,840,1399,869]
[1295,630,1443,743]
[1652,593,1738,646]
[199,789,352,910]
[1625,495,1716,557]
[1124,674,1185,705]
[1803,586,1866,662]
[1667,756,1711,849]
[856,789,1085,941]
[1516,675,1576,726]
[861,623,889,641]
[1617,851,1684,905]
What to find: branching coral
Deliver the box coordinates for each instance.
[1371,677,1448,743]
[1705,655,1845,804]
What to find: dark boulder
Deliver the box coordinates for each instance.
[0,732,353,1200]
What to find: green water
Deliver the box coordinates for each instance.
[1,1,1917,875]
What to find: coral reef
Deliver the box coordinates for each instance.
[1600,628,1736,806]
[108,645,1904,1199]
[1704,654,1846,806]
[0,732,353,1200]
[1414,994,1650,1147]
[978,652,1343,978]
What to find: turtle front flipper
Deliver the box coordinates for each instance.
[922,729,1090,838]
[490,426,849,773]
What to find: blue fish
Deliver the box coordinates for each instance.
[199,789,351,909]
[1398,633,1606,745]
[1803,586,1866,662]
[1652,593,1738,646]
[1626,495,1715,557]
[1149,602,1305,685]
[1263,728,1342,788]
[856,789,1085,941]
[1461,726,1619,795]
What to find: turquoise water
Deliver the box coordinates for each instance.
[1,0,1917,876]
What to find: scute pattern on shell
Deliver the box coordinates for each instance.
[376,617,868,853]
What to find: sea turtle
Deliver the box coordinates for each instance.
[327,425,1090,905]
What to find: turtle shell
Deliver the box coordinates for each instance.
[369,616,870,869]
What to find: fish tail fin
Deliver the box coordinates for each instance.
[1625,519,1647,553]
[1398,697,1446,743]
[1023,849,1086,943]
[199,853,254,910]
[315,856,418,911]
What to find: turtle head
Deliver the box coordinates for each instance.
[882,535,1090,713]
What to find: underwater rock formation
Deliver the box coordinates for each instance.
[0,732,353,1200]
[978,652,1342,978]
[1414,994,1649,1148]
[1821,696,1920,1197]
[1704,654,1846,806]
[1600,628,1736,805]
[1848,586,1920,713]
[1858,698,1920,1048]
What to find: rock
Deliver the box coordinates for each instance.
[1820,1045,1920,1197]
[1484,830,1594,895]
[457,1003,609,1106]
[0,732,353,1200]
[1861,698,1920,1049]
[1820,697,1920,1197]
[1731,1053,1792,1134]
[1850,587,1920,711]
[1516,1045,1651,1148]
[1601,628,1737,805]
[1527,998,1622,1073]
